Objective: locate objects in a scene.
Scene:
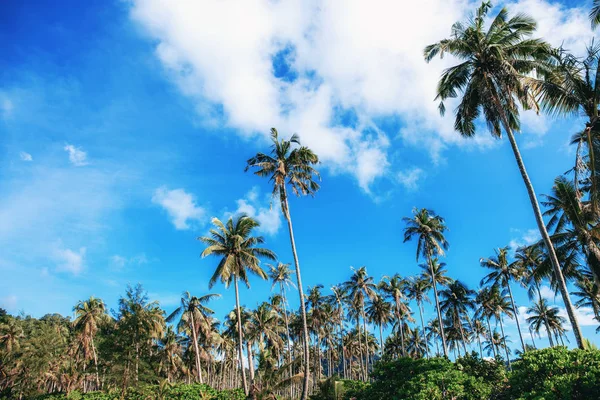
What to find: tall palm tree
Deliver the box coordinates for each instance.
[406,327,428,359]
[73,296,108,388]
[245,128,320,400]
[424,1,584,348]
[379,274,412,357]
[342,266,377,379]
[542,176,600,286]
[199,214,276,395]
[573,272,600,323]
[592,0,600,28]
[405,277,431,359]
[365,294,393,356]
[403,208,450,356]
[166,292,220,384]
[526,298,560,347]
[480,247,526,352]
[329,286,347,378]
[439,280,475,353]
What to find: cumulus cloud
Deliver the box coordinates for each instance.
[19,151,32,161]
[229,187,282,235]
[129,0,592,193]
[152,187,206,230]
[509,228,540,249]
[64,144,88,166]
[55,246,86,275]
[397,167,425,191]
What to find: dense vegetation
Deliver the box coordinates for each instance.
[4,1,600,399]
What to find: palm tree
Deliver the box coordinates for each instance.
[199,214,276,395]
[439,280,475,353]
[403,208,450,356]
[526,298,559,347]
[342,266,377,379]
[405,277,431,359]
[157,326,184,382]
[424,1,584,349]
[166,292,220,384]
[329,286,347,378]
[73,296,108,388]
[542,176,600,286]
[573,272,600,323]
[245,127,320,400]
[406,327,428,359]
[267,262,295,395]
[379,274,412,357]
[480,247,526,352]
[365,294,393,356]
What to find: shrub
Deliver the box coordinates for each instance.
[498,346,600,400]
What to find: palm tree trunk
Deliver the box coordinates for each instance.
[234,277,249,395]
[486,317,497,358]
[339,320,346,379]
[492,93,584,349]
[378,324,384,357]
[534,281,555,347]
[476,333,483,357]
[497,316,511,369]
[529,326,537,349]
[247,343,255,384]
[280,284,294,400]
[91,337,100,389]
[355,317,365,379]
[505,282,526,352]
[398,314,406,357]
[429,257,448,357]
[417,301,429,359]
[189,312,204,384]
[361,306,370,378]
[280,188,310,400]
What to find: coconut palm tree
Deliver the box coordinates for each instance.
[573,272,600,324]
[342,266,377,379]
[526,298,558,347]
[406,327,428,359]
[245,128,320,400]
[329,286,347,378]
[424,1,584,348]
[405,277,431,359]
[73,296,108,389]
[480,247,526,353]
[403,208,450,356]
[157,326,184,382]
[379,274,412,357]
[166,292,220,384]
[542,176,600,286]
[439,281,476,353]
[365,295,393,356]
[199,214,276,395]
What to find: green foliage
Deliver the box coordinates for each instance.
[23,384,245,400]
[456,352,507,387]
[499,346,600,400]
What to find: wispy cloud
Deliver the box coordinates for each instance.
[19,151,33,161]
[64,144,88,166]
[152,187,206,230]
[396,167,425,191]
[55,246,86,275]
[509,228,540,250]
[229,187,281,236]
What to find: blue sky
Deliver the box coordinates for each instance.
[1,0,599,353]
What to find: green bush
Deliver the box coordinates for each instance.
[498,346,600,400]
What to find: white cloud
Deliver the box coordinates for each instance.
[0,295,17,312]
[397,167,425,191]
[55,246,86,275]
[538,285,557,301]
[0,97,13,119]
[559,306,598,327]
[152,186,206,230]
[230,187,281,235]
[64,144,88,166]
[19,151,32,162]
[111,253,150,270]
[129,0,592,193]
[509,228,540,249]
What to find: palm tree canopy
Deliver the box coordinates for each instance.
[424,1,552,137]
[199,214,276,288]
[403,208,449,262]
[245,128,320,200]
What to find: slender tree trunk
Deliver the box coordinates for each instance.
[486,317,497,358]
[247,343,255,384]
[534,281,555,347]
[476,333,483,357]
[355,317,365,379]
[361,307,370,378]
[280,284,294,400]
[418,301,429,359]
[497,316,511,369]
[529,326,537,349]
[378,324,384,357]
[189,312,204,384]
[234,277,249,395]
[492,93,584,349]
[339,320,346,379]
[91,337,100,389]
[281,189,310,400]
[505,282,526,353]
[398,314,407,357]
[430,259,448,357]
